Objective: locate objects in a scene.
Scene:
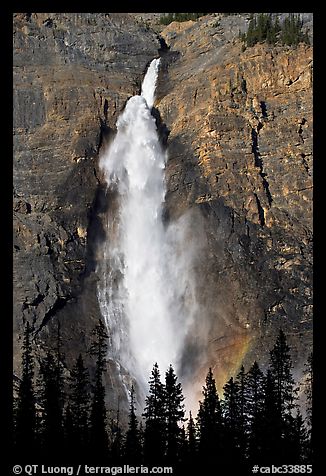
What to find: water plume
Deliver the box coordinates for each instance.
[97,58,199,403]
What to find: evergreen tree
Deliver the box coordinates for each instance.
[14,322,37,456]
[187,411,197,460]
[269,329,297,417]
[222,377,242,463]
[143,363,166,464]
[245,361,265,463]
[124,385,142,464]
[235,365,248,457]
[110,406,123,463]
[197,368,222,464]
[269,330,305,462]
[39,351,65,457]
[67,354,91,457]
[267,15,281,44]
[246,14,257,47]
[305,352,313,430]
[283,409,308,463]
[256,13,272,43]
[304,352,313,460]
[89,320,109,459]
[138,421,145,460]
[178,425,188,467]
[63,402,75,454]
[280,14,309,46]
[260,369,282,463]
[242,13,309,48]
[165,364,185,464]
[160,13,208,25]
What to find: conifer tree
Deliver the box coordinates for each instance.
[269,329,297,417]
[242,13,309,48]
[178,425,188,467]
[304,352,313,460]
[283,409,308,463]
[280,14,309,46]
[138,421,145,460]
[245,361,265,463]
[124,385,142,464]
[305,352,313,430]
[110,406,123,463]
[269,330,304,463]
[67,354,91,456]
[143,363,166,464]
[197,368,222,463]
[89,320,109,459]
[64,402,75,454]
[260,369,282,463]
[15,322,37,456]
[187,411,197,460]
[165,364,185,464]
[39,351,65,456]
[235,365,248,457]
[222,376,242,462]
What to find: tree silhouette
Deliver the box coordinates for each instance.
[110,406,123,463]
[268,329,306,463]
[63,402,75,455]
[66,354,91,457]
[304,352,313,460]
[124,385,142,464]
[269,329,297,417]
[186,411,197,462]
[39,351,65,457]
[245,361,265,463]
[14,322,37,456]
[12,318,310,469]
[235,365,248,458]
[89,320,109,459]
[165,364,185,464]
[138,421,145,460]
[197,368,223,464]
[260,369,282,463]
[283,409,309,462]
[143,363,166,464]
[178,425,188,467]
[222,376,242,460]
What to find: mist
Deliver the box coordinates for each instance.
[97,59,203,406]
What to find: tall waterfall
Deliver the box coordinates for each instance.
[98,58,198,400]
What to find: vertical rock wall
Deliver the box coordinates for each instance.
[157,15,312,393]
[13,12,160,411]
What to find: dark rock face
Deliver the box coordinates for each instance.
[13,12,160,412]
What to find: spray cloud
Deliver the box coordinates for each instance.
[97,58,200,403]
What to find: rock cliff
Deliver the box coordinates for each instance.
[13,13,312,411]
[157,14,312,393]
[13,12,161,411]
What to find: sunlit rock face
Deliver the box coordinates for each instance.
[13,12,312,418]
[156,14,312,397]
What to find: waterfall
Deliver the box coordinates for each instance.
[97,58,197,401]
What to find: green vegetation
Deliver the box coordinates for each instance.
[240,13,310,48]
[280,13,310,46]
[159,13,208,25]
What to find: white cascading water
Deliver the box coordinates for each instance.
[97,58,198,401]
